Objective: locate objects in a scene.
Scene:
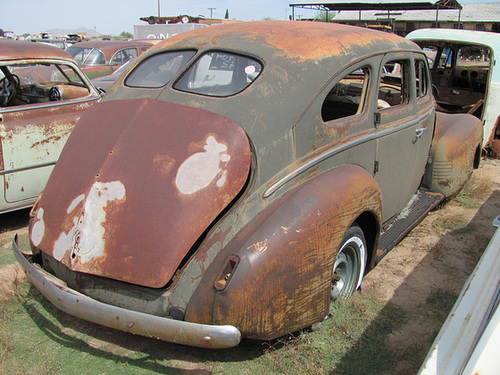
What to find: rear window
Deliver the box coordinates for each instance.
[125,50,196,88]
[175,51,262,97]
[66,47,106,66]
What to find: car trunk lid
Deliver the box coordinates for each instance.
[31,98,251,288]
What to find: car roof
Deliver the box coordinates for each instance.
[153,20,420,64]
[407,28,500,51]
[0,39,74,61]
[110,21,423,127]
[70,40,154,54]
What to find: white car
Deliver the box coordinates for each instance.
[407,29,500,157]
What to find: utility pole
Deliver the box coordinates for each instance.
[158,0,161,17]
[208,7,216,18]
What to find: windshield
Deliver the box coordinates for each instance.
[125,50,196,88]
[10,63,85,86]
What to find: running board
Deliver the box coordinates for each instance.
[376,191,444,264]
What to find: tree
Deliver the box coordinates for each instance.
[225,9,229,19]
[119,31,133,40]
[314,10,333,22]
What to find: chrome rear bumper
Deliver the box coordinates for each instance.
[12,235,241,349]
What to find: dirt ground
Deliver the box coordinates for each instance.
[362,156,500,372]
[1,157,499,372]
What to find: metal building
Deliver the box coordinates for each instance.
[289,1,500,35]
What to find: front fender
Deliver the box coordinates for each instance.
[422,112,482,198]
[185,164,382,340]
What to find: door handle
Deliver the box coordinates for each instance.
[415,127,428,139]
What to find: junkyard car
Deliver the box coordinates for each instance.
[407,29,500,157]
[65,40,154,79]
[0,40,101,214]
[14,21,483,348]
[90,58,135,93]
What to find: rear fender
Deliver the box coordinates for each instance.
[422,112,483,198]
[487,115,500,158]
[185,164,382,340]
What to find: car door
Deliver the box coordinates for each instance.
[374,53,434,222]
[0,61,99,210]
[292,58,381,179]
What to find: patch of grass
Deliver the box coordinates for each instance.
[466,176,492,201]
[215,295,408,374]
[432,215,470,233]
[425,289,458,322]
[0,284,188,375]
[453,192,482,209]
[0,247,16,268]
[330,297,408,374]
[1,281,409,375]
[456,222,478,235]
[0,234,30,268]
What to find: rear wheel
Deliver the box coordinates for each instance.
[331,224,367,300]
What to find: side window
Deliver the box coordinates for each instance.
[1,63,91,107]
[111,49,138,66]
[378,60,408,109]
[321,67,369,122]
[438,48,453,69]
[422,46,439,69]
[66,47,93,64]
[415,59,429,98]
[85,49,106,65]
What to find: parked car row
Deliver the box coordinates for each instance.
[0,40,101,214]
[12,21,483,349]
[65,40,155,79]
[0,38,159,214]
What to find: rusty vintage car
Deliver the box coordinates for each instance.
[0,40,101,214]
[65,40,154,80]
[407,29,500,157]
[13,21,483,348]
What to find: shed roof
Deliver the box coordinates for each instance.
[290,0,462,11]
[331,3,500,23]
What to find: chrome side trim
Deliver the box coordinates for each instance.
[0,161,56,176]
[264,111,433,198]
[12,235,242,349]
[0,202,34,214]
[0,96,98,115]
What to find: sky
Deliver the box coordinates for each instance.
[0,0,497,36]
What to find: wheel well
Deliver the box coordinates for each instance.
[474,144,481,169]
[354,211,379,271]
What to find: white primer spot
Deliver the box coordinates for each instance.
[53,217,78,261]
[175,136,231,195]
[67,194,85,214]
[71,181,126,264]
[216,170,227,187]
[31,208,45,247]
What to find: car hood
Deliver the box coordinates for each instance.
[30,98,251,288]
